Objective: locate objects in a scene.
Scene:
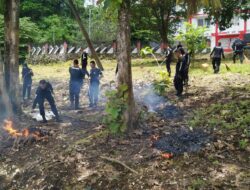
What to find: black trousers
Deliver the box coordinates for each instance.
[233,51,244,64]
[23,81,31,99]
[174,75,183,96]
[212,58,221,73]
[166,60,171,76]
[37,93,59,118]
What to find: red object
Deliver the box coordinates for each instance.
[162,153,173,159]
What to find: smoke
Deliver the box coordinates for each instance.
[0,50,13,121]
[133,83,168,113]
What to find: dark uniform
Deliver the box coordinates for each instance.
[81,52,88,70]
[22,65,33,100]
[232,39,245,64]
[32,81,59,122]
[69,66,88,109]
[165,47,173,76]
[174,54,189,96]
[89,68,102,107]
[210,45,225,73]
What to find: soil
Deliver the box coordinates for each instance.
[0,72,250,190]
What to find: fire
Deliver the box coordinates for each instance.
[3,120,22,137]
[3,120,43,140]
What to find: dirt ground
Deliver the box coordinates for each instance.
[0,59,250,190]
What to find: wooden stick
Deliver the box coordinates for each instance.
[100,156,139,175]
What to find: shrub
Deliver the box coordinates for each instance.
[104,84,128,134]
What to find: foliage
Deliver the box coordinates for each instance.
[0,15,39,59]
[104,84,129,134]
[38,14,79,45]
[140,46,154,57]
[239,139,248,150]
[153,70,171,95]
[86,6,118,44]
[175,22,207,57]
[188,178,206,190]
[189,100,250,145]
[204,0,250,30]
[176,0,221,17]
[131,0,183,44]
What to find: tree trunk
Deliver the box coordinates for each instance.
[4,0,21,114]
[116,0,135,130]
[0,49,13,118]
[67,0,104,71]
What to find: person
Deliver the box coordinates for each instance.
[22,63,33,100]
[232,39,245,64]
[69,59,89,109]
[174,47,189,96]
[81,51,88,70]
[32,80,60,123]
[89,61,103,107]
[177,42,183,49]
[183,52,191,86]
[210,42,225,73]
[165,46,173,77]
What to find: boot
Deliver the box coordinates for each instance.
[42,115,47,123]
[55,116,61,122]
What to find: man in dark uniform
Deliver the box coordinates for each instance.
[165,46,173,77]
[81,51,88,70]
[22,63,34,100]
[232,39,245,64]
[210,42,225,73]
[32,80,60,123]
[89,61,103,107]
[174,47,189,96]
[69,59,89,109]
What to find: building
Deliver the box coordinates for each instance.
[179,10,250,52]
[84,0,98,6]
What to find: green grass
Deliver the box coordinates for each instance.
[20,57,250,83]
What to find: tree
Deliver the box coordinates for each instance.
[204,0,250,30]
[116,0,135,130]
[175,22,207,58]
[100,0,136,131]
[67,0,104,70]
[3,0,21,113]
[176,0,221,16]
[139,0,181,46]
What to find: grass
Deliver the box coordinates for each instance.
[21,57,250,83]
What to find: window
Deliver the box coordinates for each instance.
[198,19,204,27]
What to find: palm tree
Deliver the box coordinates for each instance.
[177,0,221,15]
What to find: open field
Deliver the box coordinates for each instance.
[0,57,249,189]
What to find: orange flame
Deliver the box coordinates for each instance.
[3,120,22,137]
[3,120,43,140]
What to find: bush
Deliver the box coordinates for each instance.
[153,70,171,96]
[104,84,128,134]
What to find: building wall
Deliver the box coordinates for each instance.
[178,10,249,52]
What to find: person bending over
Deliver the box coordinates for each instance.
[32,80,60,123]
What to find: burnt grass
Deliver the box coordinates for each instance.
[0,73,250,189]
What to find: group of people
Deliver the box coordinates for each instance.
[166,39,247,96]
[22,52,102,123]
[22,39,247,122]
